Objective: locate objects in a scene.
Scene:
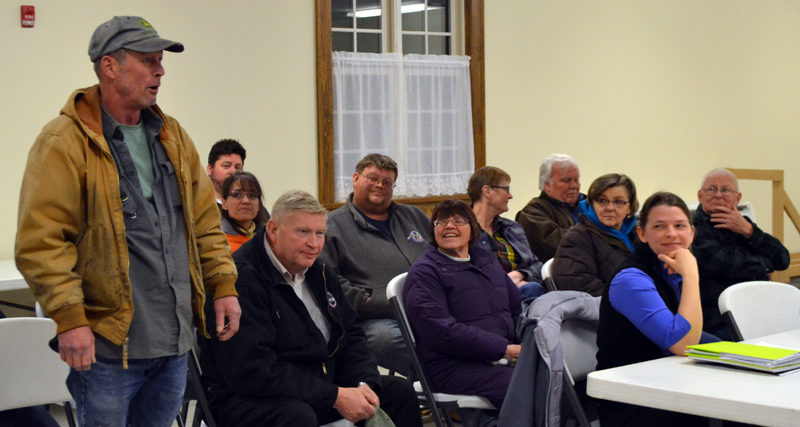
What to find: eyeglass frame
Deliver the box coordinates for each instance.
[229,190,260,201]
[489,185,510,192]
[593,198,630,208]
[433,217,470,228]
[359,173,397,189]
[701,186,738,198]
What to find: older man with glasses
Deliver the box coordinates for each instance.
[693,168,790,340]
[320,153,430,378]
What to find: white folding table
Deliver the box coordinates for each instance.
[587,329,800,426]
[0,260,34,311]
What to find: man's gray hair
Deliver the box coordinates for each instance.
[539,154,578,191]
[700,168,738,190]
[271,190,328,222]
[93,49,128,80]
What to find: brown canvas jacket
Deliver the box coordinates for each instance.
[15,85,237,344]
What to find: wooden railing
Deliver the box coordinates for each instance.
[727,168,800,282]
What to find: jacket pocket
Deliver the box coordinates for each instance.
[76,222,122,312]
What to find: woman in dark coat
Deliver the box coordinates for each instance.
[551,173,639,296]
[404,199,523,409]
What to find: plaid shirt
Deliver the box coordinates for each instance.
[476,216,543,283]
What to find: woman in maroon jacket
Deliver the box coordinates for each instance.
[404,199,523,408]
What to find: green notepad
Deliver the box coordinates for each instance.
[688,341,798,361]
[686,341,800,375]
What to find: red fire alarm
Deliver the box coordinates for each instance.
[21,5,35,28]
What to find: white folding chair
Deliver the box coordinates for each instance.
[321,419,355,427]
[541,258,557,292]
[560,318,599,427]
[386,273,495,427]
[0,317,76,426]
[718,280,800,341]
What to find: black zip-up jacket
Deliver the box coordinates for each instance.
[692,205,790,331]
[596,243,681,371]
[198,228,381,410]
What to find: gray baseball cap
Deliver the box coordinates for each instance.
[88,16,184,62]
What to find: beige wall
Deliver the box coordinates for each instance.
[486,1,800,251]
[1,0,798,264]
[1,1,317,260]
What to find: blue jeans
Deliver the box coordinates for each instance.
[361,318,414,378]
[520,281,547,299]
[66,353,187,427]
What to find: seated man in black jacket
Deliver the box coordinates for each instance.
[198,190,421,427]
[693,168,790,340]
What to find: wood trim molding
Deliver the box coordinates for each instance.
[315,0,485,207]
[464,0,486,170]
[727,168,800,282]
[315,0,335,204]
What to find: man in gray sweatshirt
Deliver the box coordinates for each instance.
[321,154,430,377]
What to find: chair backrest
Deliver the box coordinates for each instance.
[559,317,599,427]
[541,258,553,280]
[541,258,558,292]
[560,318,598,384]
[386,272,415,347]
[0,317,72,411]
[718,281,800,341]
[386,273,450,426]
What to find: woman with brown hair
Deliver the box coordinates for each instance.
[468,166,546,298]
[551,173,639,296]
[220,172,268,253]
[596,191,717,426]
[404,199,522,409]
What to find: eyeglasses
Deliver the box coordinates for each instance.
[490,185,510,192]
[595,198,629,208]
[230,191,259,200]
[360,173,396,189]
[433,217,470,228]
[701,186,738,198]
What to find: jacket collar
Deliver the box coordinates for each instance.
[345,192,397,231]
[63,85,172,149]
[425,244,495,269]
[694,205,711,223]
[538,190,586,209]
[578,199,637,250]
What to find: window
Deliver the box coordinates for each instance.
[331,0,457,54]
[332,52,474,200]
[331,0,384,53]
[316,0,485,209]
[400,0,453,55]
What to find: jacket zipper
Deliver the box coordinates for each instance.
[322,267,345,375]
[122,336,129,370]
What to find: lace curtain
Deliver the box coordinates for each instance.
[332,51,475,201]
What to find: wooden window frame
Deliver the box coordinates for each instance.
[315,0,485,212]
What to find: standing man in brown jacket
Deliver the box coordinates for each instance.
[15,16,240,426]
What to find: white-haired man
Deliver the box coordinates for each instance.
[516,154,585,260]
[199,190,421,427]
[693,168,789,340]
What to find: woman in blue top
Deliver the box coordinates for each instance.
[596,191,717,427]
